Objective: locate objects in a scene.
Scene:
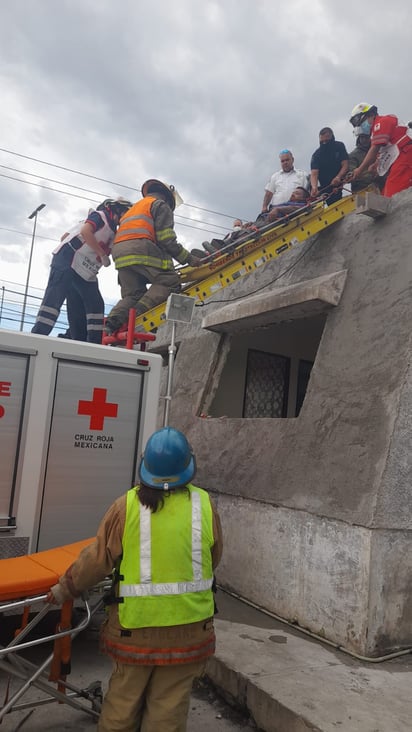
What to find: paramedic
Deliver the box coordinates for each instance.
[349,103,412,197]
[47,427,223,732]
[31,198,132,343]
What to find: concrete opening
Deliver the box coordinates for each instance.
[208,313,326,418]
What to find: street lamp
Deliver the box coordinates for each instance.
[20,203,46,331]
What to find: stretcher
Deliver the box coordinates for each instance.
[0,538,106,725]
[130,193,359,332]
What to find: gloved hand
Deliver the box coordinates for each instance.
[188,254,203,267]
[46,583,66,605]
[101,255,111,267]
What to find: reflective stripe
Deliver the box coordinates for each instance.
[192,492,202,581]
[157,227,175,242]
[114,253,172,270]
[120,577,213,597]
[120,489,211,598]
[116,227,154,238]
[39,305,60,316]
[140,505,151,583]
[121,213,153,226]
[101,634,215,665]
[35,315,58,326]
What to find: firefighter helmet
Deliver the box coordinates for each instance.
[141,179,178,211]
[350,103,377,127]
[139,427,196,490]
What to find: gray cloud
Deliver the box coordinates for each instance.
[0,0,410,300]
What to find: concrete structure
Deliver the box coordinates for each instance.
[151,189,412,657]
[4,593,411,732]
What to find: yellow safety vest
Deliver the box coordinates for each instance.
[118,485,215,629]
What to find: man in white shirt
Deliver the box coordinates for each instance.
[261,149,309,213]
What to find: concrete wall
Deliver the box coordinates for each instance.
[151,190,412,655]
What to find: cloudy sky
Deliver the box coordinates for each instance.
[0,0,410,330]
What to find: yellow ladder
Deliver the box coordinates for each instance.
[134,195,357,332]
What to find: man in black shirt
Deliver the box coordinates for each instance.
[310,127,349,204]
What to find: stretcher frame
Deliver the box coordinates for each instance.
[0,539,106,725]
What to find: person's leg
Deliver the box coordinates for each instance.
[141,661,206,732]
[31,268,72,335]
[97,661,153,732]
[105,266,148,332]
[134,266,181,313]
[72,275,105,344]
[66,287,87,341]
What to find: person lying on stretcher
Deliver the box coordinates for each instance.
[195,187,310,257]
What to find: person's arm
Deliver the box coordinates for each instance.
[80,222,111,266]
[268,204,301,222]
[261,189,273,212]
[330,159,349,187]
[152,199,201,266]
[310,169,319,197]
[47,497,125,604]
[351,146,380,180]
[210,498,223,569]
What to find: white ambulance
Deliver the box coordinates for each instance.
[0,330,162,558]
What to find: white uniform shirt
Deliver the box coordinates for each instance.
[265,168,309,206]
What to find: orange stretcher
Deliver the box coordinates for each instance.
[0,538,106,724]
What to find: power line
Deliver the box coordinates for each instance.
[0,226,57,242]
[0,172,100,202]
[0,147,240,220]
[0,164,229,231]
[0,172,231,236]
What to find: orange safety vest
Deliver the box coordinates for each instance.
[114,197,156,245]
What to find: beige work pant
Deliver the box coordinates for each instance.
[107,264,181,330]
[97,659,206,732]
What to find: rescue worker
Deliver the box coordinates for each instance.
[346,131,386,194]
[47,427,223,732]
[32,198,132,344]
[104,180,202,335]
[349,103,412,197]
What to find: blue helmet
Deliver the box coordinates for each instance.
[139,428,196,490]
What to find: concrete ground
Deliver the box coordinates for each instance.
[210,591,412,732]
[1,590,412,731]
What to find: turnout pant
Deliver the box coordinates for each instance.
[32,268,104,344]
[98,660,205,732]
[106,264,181,331]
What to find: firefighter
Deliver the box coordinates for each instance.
[47,427,223,732]
[104,179,202,335]
[349,103,412,197]
[31,198,132,344]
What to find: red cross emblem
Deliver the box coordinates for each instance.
[77,387,118,430]
[0,381,11,419]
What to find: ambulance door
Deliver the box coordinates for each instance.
[0,351,31,556]
[36,358,145,550]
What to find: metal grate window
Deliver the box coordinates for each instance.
[243,349,290,418]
